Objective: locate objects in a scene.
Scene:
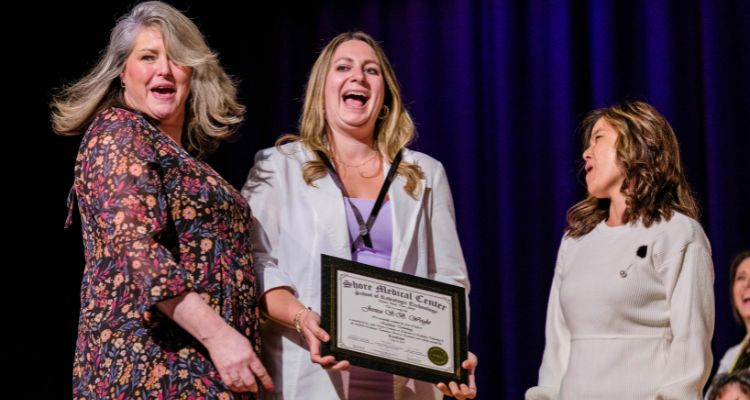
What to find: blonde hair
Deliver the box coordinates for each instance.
[279,31,423,196]
[566,101,699,237]
[50,1,244,159]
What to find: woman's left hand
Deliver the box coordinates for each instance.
[435,351,477,399]
[299,309,350,371]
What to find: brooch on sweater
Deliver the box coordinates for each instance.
[619,245,648,278]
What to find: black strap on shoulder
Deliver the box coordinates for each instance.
[316,149,402,252]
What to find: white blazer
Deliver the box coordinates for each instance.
[241,142,470,399]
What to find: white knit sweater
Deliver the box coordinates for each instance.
[526,212,714,400]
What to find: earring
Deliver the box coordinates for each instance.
[120,80,126,88]
[379,105,390,119]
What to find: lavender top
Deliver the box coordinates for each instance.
[344,197,393,269]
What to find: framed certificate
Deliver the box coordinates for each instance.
[320,254,468,385]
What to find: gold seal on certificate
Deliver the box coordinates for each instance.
[320,254,469,385]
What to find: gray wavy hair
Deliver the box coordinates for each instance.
[50,1,244,158]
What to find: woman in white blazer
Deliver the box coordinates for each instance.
[242,32,477,399]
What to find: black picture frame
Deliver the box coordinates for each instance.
[320,254,469,385]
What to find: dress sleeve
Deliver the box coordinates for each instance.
[525,238,570,400]
[80,117,189,322]
[241,148,297,295]
[654,236,714,399]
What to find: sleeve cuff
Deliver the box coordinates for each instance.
[255,261,298,296]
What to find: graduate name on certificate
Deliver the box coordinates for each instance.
[320,254,468,384]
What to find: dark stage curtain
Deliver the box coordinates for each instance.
[35,1,748,397]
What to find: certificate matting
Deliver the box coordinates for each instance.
[320,254,468,384]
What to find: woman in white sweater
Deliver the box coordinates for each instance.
[526,101,714,400]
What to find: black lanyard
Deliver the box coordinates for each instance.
[316,149,403,252]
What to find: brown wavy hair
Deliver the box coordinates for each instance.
[50,1,244,159]
[278,31,424,197]
[565,101,699,237]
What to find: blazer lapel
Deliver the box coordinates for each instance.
[301,152,351,260]
[389,155,425,272]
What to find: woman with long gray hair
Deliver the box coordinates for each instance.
[52,2,271,397]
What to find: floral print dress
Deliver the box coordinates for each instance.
[69,107,259,399]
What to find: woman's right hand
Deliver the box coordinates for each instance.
[203,323,274,393]
[298,309,350,370]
